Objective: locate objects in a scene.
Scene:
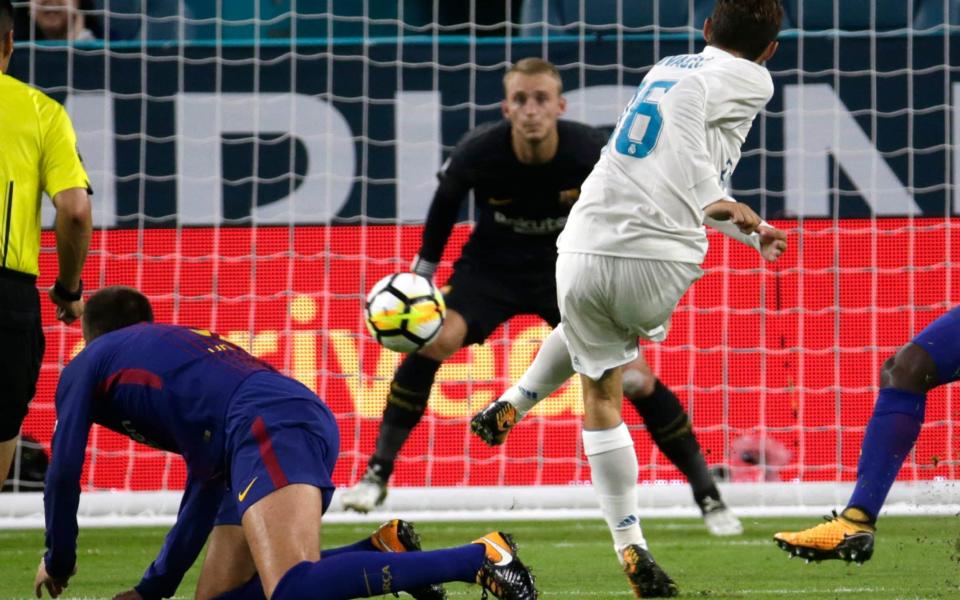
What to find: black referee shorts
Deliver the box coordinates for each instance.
[0,270,44,442]
[442,260,561,346]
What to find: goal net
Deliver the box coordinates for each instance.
[3,0,958,525]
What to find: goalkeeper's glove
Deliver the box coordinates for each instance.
[410,254,438,280]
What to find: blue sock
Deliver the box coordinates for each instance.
[272,544,485,600]
[211,575,264,600]
[209,537,443,600]
[322,538,377,557]
[847,388,926,522]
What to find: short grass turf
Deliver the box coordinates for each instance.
[1,516,958,599]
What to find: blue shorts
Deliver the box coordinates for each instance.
[215,371,340,526]
[911,306,960,386]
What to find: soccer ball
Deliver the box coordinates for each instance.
[365,273,446,353]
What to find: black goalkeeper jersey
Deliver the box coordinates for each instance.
[419,119,608,280]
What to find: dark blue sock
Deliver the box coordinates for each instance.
[322,538,377,558]
[211,575,265,600]
[847,388,925,522]
[272,544,485,600]
[208,537,435,600]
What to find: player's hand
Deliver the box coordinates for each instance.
[704,200,762,234]
[112,589,144,600]
[34,558,72,598]
[48,287,84,325]
[758,225,788,262]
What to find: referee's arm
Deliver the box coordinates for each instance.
[42,100,93,324]
[48,187,91,324]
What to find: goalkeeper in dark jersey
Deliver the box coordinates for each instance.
[341,57,742,536]
[35,287,537,600]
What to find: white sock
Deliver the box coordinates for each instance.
[502,327,576,417]
[582,422,647,557]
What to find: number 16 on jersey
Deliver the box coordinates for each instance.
[613,80,677,159]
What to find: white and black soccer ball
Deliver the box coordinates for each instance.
[365,272,446,353]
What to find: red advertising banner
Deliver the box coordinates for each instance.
[24,220,960,492]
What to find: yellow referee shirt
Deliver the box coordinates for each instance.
[0,70,90,277]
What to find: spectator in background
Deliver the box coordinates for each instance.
[20,0,99,41]
[92,0,193,42]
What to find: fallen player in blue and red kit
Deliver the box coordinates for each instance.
[35,286,537,600]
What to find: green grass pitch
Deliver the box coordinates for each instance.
[1,516,958,599]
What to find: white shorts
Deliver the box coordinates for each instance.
[555,252,703,380]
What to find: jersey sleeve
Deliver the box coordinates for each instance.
[43,358,97,580]
[417,149,472,264]
[39,100,92,200]
[660,75,726,208]
[134,474,224,600]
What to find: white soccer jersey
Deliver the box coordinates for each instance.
[557,46,774,263]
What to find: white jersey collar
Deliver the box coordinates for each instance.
[701,45,736,60]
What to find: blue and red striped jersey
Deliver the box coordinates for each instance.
[43,323,276,598]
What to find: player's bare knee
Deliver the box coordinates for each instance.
[622,368,654,399]
[196,525,255,600]
[420,313,467,360]
[420,334,461,360]
[880,343,938,393]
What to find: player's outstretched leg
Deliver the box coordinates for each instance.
[268,527,537,599]
[208,519,448,600]
[623,361,742,537]
[341,353,442,512]
[471,327,574,446]
[775,313,946,563]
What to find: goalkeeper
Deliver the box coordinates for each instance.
[35,286,537,600]
[342,57,742,536]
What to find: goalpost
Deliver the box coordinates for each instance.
[3,1,959,527]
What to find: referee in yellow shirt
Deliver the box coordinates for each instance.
[0,0,92,487]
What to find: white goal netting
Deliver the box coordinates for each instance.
[3,0,959,524]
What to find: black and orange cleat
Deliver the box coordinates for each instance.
[370,519,447,600]
[621,545,679,598]
[470,400,519,446]
[473,531,538,600]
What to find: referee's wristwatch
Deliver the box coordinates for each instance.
[53,279,83,302]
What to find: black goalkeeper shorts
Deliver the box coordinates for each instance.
[442,261,560,346]
[0,270,44,442]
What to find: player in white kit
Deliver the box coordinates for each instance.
[476,2,788,597]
